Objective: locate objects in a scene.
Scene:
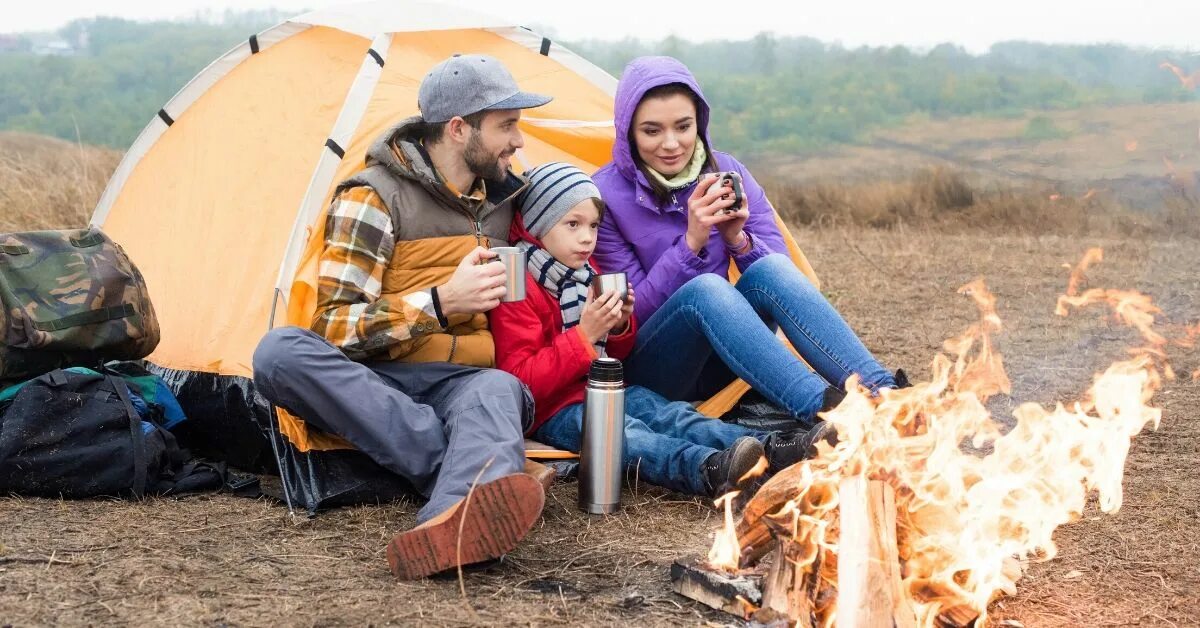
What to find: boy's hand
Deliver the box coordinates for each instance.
[611,288,635,334]
[439,247,506,316]
[579,290,623,343]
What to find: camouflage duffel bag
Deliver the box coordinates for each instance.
[0,227,159,381]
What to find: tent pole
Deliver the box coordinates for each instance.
[265,286,298,516]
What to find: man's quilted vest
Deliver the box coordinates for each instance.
[332,118,524,367]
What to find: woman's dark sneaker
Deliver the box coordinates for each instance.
[762,421,838,473]
[820,386,847,412]
[702,436,767,498]
[894,368,912,389]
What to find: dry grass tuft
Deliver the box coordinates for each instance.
[0,132,120,232]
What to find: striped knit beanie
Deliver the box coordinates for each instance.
[518,162,602,239]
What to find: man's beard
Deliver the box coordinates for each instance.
[464,132,509,183]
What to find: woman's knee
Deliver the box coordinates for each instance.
[676,272,741,307]
[744,253,799,280]
[741,254,818,294]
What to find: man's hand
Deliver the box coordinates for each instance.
[579,290,624,343]
[438,247,507,316]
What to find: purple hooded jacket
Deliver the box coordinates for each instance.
[592,56,786,323]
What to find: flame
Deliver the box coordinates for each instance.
[708,491,742,572]
[706,458,768,573]
[708,248,1175,626]
[740,455,770,484]
[735,594,760,618]
[1160,61,1200,90]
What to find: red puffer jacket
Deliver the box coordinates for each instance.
[488,216,637,435]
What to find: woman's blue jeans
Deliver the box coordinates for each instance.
[534,385,762,496]
[625,254,894,423]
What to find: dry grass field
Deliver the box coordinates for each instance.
[0,132,120,232]
[1,106,1199,626]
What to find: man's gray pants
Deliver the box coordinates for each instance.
[252,327,531,523]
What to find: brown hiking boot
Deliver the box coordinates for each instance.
[386,473,545,580]
[524,459,557,493]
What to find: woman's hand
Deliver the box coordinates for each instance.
[713,184,750,247]
[579,290,625,343]
[685,174,741,253]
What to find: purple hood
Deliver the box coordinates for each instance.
[612,56,713,184]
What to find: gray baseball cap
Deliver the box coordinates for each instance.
[418,54,553,123]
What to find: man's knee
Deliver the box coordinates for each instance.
[465,369,528,431]
[252,327,315,390]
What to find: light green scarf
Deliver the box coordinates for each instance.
[646,141,708,191]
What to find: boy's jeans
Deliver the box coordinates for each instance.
[534,385,761,496]
[626,254,895,423]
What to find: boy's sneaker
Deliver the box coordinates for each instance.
[762,421,838,473]
[894,368,912,389]
[702,436,767,498]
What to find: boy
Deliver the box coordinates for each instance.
[488,163,832,498]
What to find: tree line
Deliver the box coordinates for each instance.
[1,16,1194,154]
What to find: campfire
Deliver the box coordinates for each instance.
[672,248,1190,626]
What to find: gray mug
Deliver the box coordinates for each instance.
[591,272,628,303]
[490,247,525,302]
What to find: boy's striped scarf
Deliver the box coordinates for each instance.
[516,242,606,356]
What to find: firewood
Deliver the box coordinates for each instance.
[933,556,1024,627]
[736,463,810,561]
[670,555,764,619]
[758,541,813,623]
[836,476,917,628]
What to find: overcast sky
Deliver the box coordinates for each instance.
[7,0,1200,53]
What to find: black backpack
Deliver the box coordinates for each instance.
[0,367,223,498]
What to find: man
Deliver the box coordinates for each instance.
[252,54,551,580]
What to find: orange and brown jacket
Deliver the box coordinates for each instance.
[311,117,526,366]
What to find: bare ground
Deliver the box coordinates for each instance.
[2,228,1198,627]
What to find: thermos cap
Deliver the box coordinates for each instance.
[588,357,623,384]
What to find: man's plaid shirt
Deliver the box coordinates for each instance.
[311,185,448,361]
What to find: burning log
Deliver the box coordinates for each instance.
[835,477,916,628]
[759,541,811,622]
[669,555,763,619]
[735,462,810,563]
[930,557,1025,627]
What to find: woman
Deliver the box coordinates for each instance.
[592,56,901,425]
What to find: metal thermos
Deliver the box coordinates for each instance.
[578,357,626,514]
[489,246,525,302]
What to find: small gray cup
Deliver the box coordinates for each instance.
[591,272,628,303]
[490,247,525,302]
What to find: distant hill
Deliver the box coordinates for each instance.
[1,14,1196,156]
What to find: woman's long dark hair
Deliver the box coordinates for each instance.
[628,83,720,204]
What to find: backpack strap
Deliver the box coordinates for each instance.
[46,370,68,386]
[108,375,147,498]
